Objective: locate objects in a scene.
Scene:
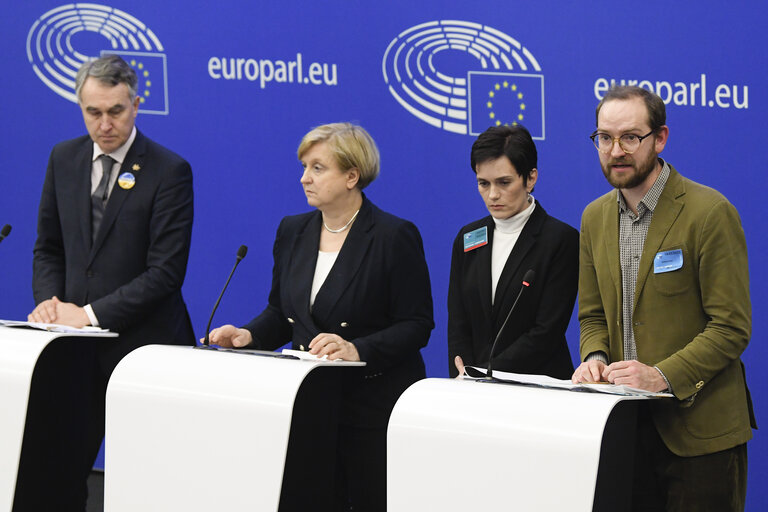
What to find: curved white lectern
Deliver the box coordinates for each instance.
[0,325,117,512]
[388,378,648,512]
[105,345,364,512]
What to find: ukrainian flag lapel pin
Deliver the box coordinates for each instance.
[118,169,137,190]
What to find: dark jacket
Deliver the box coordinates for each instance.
[245,196,434,427]
[448,201,577,379]
[33,130,195,371]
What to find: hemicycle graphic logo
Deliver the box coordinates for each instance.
[383,20,545,138]
[27,4,169,114]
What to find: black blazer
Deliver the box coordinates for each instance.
[244,196,434,428]
[448,202,577,379]
[32,130,195,371]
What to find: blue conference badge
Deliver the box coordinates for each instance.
[654,249,683,273]
[463,226,488,252]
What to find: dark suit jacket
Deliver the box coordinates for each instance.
[244,196,434,428]
[33,130,195,371]
[448,202,578,379]
[579,165,755,456]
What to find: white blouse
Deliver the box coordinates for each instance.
[310,250,339,309]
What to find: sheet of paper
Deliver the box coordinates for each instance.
[466,366,674,398]
[0,319,113,334]
[281,349,328,361]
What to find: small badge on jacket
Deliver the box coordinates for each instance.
[118,172,136,190]
[463,226,488,252]
[654,249,683,273]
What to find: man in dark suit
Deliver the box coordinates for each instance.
[18,54,194,510]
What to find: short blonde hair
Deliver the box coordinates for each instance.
[297,123,380,189]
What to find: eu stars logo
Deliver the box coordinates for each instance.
[469,73,544,139]
[382,21,545,138]
[105,51,169,115]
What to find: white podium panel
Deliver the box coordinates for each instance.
[388,378,643,512]
[0,327,60,512]
[0,326,117,512]
[105,345,360,512]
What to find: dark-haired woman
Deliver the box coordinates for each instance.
[448,124,577,379]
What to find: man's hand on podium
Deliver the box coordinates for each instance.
[28,296,90,328]
[602,360,667,392]
[206,325,253,347]
[309,333,360,361]
[573,359,667,392]
[571,360,608,384]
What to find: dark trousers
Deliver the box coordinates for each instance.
[632,408,747,512]
[334,425,387,512]
[13,339,110,512]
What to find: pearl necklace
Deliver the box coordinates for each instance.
[323,209,360,233]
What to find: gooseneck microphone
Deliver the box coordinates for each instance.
[203,245,248,346]
[486,269,535,380]
[0,224,11,244]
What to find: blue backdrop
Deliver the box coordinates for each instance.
[1,1,766,508]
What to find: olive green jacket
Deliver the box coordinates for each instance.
[579,165,755,456]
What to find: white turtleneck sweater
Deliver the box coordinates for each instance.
[491,197,536,304]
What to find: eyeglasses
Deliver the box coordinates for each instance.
[590,130,654,154]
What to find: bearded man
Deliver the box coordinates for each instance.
[573,85,755,511]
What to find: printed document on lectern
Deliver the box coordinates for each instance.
[0,319,115,335]
[466,366,673,398]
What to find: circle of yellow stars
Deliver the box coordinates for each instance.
[130,59,152,104]
[487,81,526,126]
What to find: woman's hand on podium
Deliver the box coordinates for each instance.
[309,333,360,361]
[205,325,253,347]
[454,356,466,379]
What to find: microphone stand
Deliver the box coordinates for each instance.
[485,270,535,380]
[202,245,248,346]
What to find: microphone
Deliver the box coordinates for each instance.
[0,224,11,244]
[203,245,248,346]
[486,269,535,380]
